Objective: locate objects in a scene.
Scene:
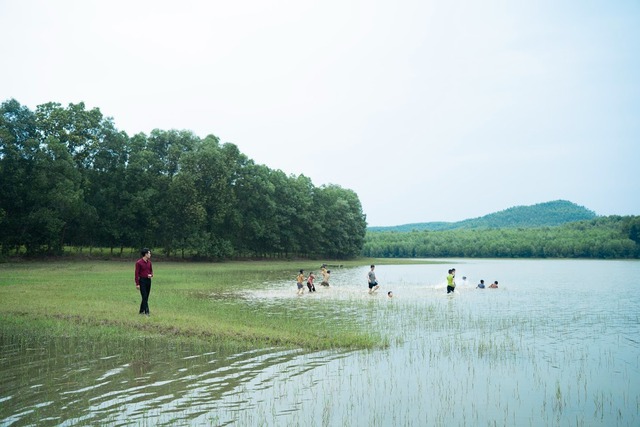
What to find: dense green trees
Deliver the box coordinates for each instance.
[3,98,635,261]
[0,99,367,258]
[364,216,640,259]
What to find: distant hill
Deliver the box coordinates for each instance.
[368,200,597,232]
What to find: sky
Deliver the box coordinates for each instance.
[1,0,639,226]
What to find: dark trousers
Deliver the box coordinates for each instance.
[139,278,151,314]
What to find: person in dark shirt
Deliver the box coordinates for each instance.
[135,248,153,315]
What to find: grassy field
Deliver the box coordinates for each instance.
[0,258,434,352]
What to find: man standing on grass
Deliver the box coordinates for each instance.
[135,248,153,316]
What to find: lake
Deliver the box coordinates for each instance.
[1,259,639,426]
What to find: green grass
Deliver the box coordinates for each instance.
[0,259,432,351]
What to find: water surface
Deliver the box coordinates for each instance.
[1,259,639,426]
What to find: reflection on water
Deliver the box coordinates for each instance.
[1,259,639,426]
[0,335,353,426]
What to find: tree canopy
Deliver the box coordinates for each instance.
[0,99,367,259]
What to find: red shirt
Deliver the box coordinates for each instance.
[135,258,153,286]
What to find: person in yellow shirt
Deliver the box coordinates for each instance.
[446,268,456,294]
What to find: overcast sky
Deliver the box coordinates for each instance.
[2,0,638,226]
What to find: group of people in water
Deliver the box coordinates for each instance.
[296,264,499,295]
[448,268,498,292]
[296,264,331,295]
[369,265,393,297]
[476,279,499,289]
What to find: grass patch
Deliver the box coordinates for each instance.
[0,259,431,351]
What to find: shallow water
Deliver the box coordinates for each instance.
[1,259,639,426]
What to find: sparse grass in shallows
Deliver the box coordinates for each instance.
[0,260,392,351]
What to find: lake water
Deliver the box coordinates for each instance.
[1,259,639,426]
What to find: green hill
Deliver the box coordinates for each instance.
[368,200,597,232]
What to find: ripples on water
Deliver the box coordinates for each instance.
[1,259,639,426]
[0,337,355,426]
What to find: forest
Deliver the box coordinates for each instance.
[0,99,367,259]
[2,98,638,261]
[364,215,640,259]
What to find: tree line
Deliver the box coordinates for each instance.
[364,216,640,259]
[0,99,367,259]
